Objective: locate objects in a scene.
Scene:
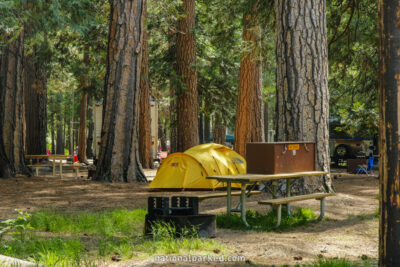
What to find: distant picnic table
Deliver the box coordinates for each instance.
[207,171,333,227]
[25,154,81,178]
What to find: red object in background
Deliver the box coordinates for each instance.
[74,149,78,162]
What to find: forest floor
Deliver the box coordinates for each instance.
[0,169,379,266]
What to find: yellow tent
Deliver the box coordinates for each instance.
[149,143,246,189]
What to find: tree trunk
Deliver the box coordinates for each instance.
[234,8,264,157]
[139,0,153,169]
[74,128,78,154]
[69,123,73,155]
[176,0,199,152]
[0,146,11,178]
[160,121,168,151]
[0,31,28,177]
[78,50,89,163]
[86,96,94,158]
[169,87,177,153]
[378,0,400,265]
[23,53,47,155]
[204,115,211,141]
[199,113,204,144]
[56,114,64,155]
[95,0,147,182]
[275,0,331,192]
[78,91,87,162]
[264,98,269,141]
[50,113,55,154]
[213,114,226,145]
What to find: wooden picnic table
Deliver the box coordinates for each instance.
[206,170,328,227]
[25,154,73,178]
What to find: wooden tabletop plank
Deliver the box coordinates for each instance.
[25,155,72,159]
[206,171,328,182]
[50,155,72,159]
[25,155,50,159]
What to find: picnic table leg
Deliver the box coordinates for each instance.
[240,183,249,227]
[59,160,63,178]
[227,181,231,219]
[74,166,79,178]
[286,178,291,216]
[234,182,257,210]
[52,158,56,176]
[318,197,326,220]
[275,204,282,228]
[272,180,277,198]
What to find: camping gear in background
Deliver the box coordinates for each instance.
[347,158,367,173]
[149,143,246,189]
[246,142,315,174]
[356,156,374,176]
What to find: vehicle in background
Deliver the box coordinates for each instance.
[93,99,159,165]
[329,136,376,166]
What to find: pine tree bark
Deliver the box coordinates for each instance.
[213,114,226,145]
[78,91,87,162]
[275,0,331,192]
[56,116,64,155]
[167,27,178,154]
[0,32,28,177]
[50,113,55,154]
[378,0,400,265]
[264,98,269,141]
[204,115,211,141]
[23,52,47,155]
[78,50,89,163]
[55,94,64,155]
[139,0,153,169]
[176,0,199,152]
[160,121,167,151]
[95,0,147,182]
[68,119,73,155]
[199,113,204,144]
[169,86,178,153]
[86,96,94,158]
[234,8,264,157]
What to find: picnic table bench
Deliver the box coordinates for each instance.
[25,155,82,178]
[207,171,334,227]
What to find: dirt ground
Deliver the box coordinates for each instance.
[0,169,379,266]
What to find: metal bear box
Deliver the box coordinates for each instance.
[246,142,315,174]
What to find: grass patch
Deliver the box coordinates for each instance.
[347,210,379,222]
[300,257,374,267]
[30,208,146,237]
[0,209,223,266]
[217,207,316,231]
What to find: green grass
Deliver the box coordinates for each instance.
[0,209,223,266]
[217,207,317,231]
[301,257,375,267]
[280,257,375,267]
[30,208,146,237]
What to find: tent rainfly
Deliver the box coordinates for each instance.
[149,143,246,189]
